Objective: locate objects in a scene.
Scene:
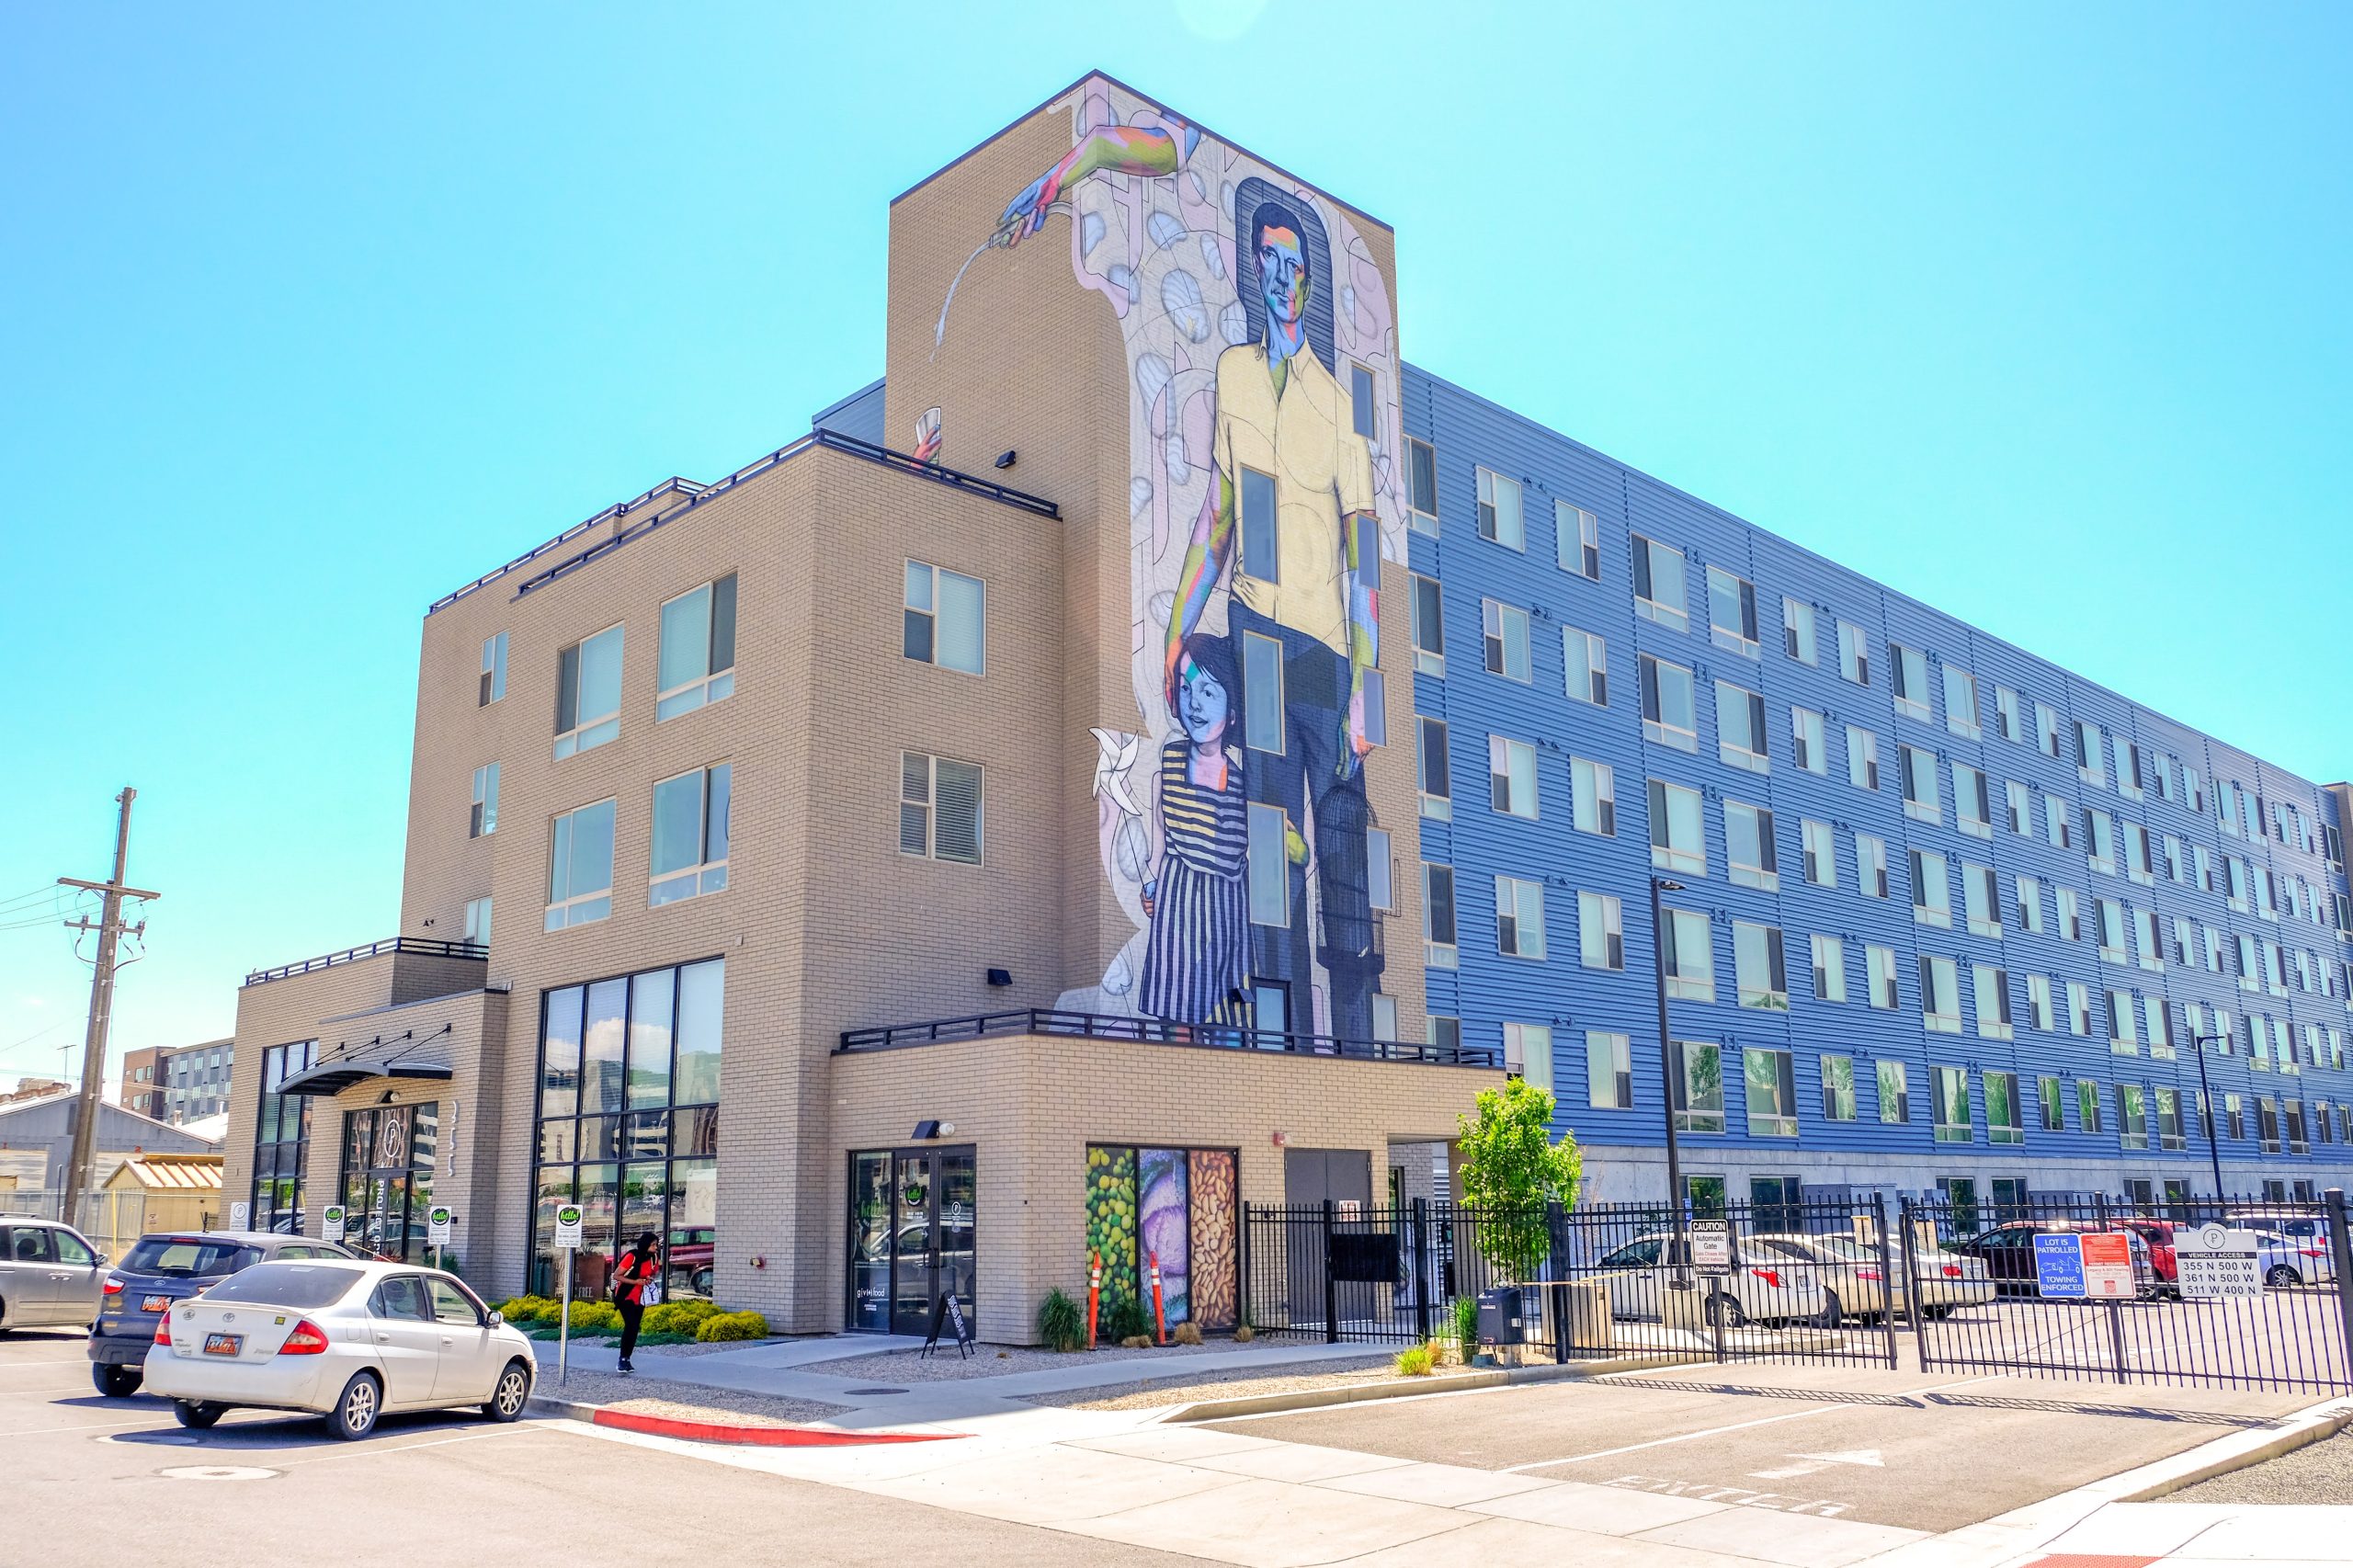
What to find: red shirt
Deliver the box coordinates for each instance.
[613,1251,658,1305]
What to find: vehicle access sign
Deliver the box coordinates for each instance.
[2175,1223,2261,1299]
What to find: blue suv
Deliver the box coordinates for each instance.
[88,1231,359,1396]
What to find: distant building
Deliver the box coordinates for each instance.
[119,1038,233,1125]
[0,1088,218,1197]
[0,1078,71,1108]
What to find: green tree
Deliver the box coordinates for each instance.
[1456,1076,1583,1280]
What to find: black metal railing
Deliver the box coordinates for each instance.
[425,476,703,614]
[244,937,488,986]
[835,1007,1501,1068]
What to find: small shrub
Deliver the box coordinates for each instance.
[1172,1322,1203,1346]
[1233,1324,1255,1343]
[1120,1334,1154,1349]
[1393,1341,1438,1377]
[1452,1294,1480,1361]
[567,1300,622,1333]
[643,1300,724,1337]
[1099,1297,1149,1345]
[494,1296,561,1324]
[1037,1288,1086,1353]
[695,1310,768,1343]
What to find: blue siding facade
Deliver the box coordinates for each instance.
[1404,363,2353,1202]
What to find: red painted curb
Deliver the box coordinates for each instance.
[587,1408,967,1447]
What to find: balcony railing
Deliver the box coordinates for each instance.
[835,1007,1502,1069]
[244,937,487,987]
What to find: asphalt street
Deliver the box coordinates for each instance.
[0,1328,1192,1568]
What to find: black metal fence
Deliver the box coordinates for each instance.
[1899,1189,2353,1392]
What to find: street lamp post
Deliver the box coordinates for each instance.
[2189,1031,2230,1210]
[1650,877,1687,1262]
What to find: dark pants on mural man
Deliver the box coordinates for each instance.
[1230,602,1382,1043]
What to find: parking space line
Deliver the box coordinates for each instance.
[1498,1374,2001,1473]
[272,1422,562,1469]
[0,1415,162,1438]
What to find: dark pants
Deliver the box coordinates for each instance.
[617,1297,644,1361]
[1229,602,1381,1042]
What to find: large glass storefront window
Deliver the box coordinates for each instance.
[250,1040,318,1233]
[530,958,721,1300]
[847,1146,976,1336]
[338,1103,439,1261]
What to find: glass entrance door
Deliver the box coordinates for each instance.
[847,1145,975,1335]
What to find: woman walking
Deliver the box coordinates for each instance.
[611,1233,662,1373]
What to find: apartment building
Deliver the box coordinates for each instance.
[120,1038,233,1124]
[221,73,2351,1340]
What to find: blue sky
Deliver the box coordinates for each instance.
[3,4,2347,1091]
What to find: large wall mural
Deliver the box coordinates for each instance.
[938,78,1408,1041]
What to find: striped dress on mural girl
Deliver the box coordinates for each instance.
[1138,738,1251,1024]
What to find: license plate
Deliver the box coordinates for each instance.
[142,1295,170,1313]
[202,1334,243,1357]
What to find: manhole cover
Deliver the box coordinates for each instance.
[160,1465,278,1482]
[842,1387,906,1395]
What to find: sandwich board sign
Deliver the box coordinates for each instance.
[321,1204,347,1244]
[553,1203,584,1249]
[427,1206,454,1245]
[1689,1219,1733,1275]
[2176,1223,2261,1299]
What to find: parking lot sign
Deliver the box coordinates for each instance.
[2176,1223,2261,1299]
[321,1204,347,1243]
[227,1200,249,1231]
[427,1205,454,1244]
[1690,1220,1733,1275]
[553,1203,584,1249]
[2032,1233,2086,1297]
[2079,1233,2135,1299]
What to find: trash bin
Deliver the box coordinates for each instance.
[1476,1285,1526,1346]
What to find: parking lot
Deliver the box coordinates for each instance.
[1209,1358,2320,1533]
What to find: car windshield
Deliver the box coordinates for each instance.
[1802,1234,1880,1263]
[122,1238,259,1278]
[202,1263,366,1309]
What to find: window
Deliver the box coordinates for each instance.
[2074,719,2105,785]
[1837,619,1870,685]
[1734,921,1788,1009]
[2039,1074,2064,1131]
[1417,717,1451,818]
[1802,819,1836,888]
[1348,363,1377,439]
[462,895,492,948]
[1242,631,1284,753]
[1879,1060,1910,1122]
[1708,566,1759,654]
[1792,708,1825,774]
[1716,680,1769,771]
[336,1104,442,1266]
[1932,1064,1972,1142]
[1503,1023,1552,1095]
[2120,1084,2150,1150]
[2118,737,2145,799]
[2078,1079,2105,1134]
[554,624,623,758]
[1943,665,1982,739]
[2035,700,2061,757]
[1247,803,1288,926]
[1586,1031,1632,1109]
[479,631,506,706]
[1986,1071,2024,1144]
[1631,533,1688,630]
[1726,801,1778,890]
[2045,795,2072,848]
[1973,964,2012,1040]
[2027,973,2053,1031]
[1859,834,1890,898]
[1366,827,1394,912]
[1783,598,1818,665]
[545,799,617,930]
[2096,897,2128,962]
[2086,807,2117,873]
[650,764,731,906]
[469,762,499,838]
[1411,574,1445,676]
[1812,934,1847,1002]
[1482,599,1530,681]
[1891,642,1930,722]
[2257,1096,2283,1154]
[1495,875,1546,960]
[1964,862,1999,937]
[2059,886,2082,941]
[1578,892,1624,971]
[1661,907,1714,1001]
[1648,778,1706,873]
[1847,726,1880,790]
[1371,994,1398,1041]
[2006,779,2031,835]
[1427,1015,1462,1056]
[1475,466,1523,549]
[1558,500,1600,578]
[1920,955,1961,1032]
[1489,735,1539,819]
[1571,756,1616,835]
[901,752,983,866]
[529,959,722,1300]
[1822,1054,1857,1119]
[1745,1049,1798,1136]
[1911,847,1951,926]
[1423,862,1458,967]
[1407,437,1437,532]
[2134,906,2163,971]
[1359,668,1387,747]
[1672,1040,1724,1133]
[251,1040,318,1235]
[1563,627,1608,704]
[2068,980,2093,1036]
[2107,987,2138,1053]
[1868,943,1899,1008]
[2018,874,2044,934]
[1995,686,2021,743]
[1239,465,1279,581]
[1954,763,1991,836]
[2145,996,2174,1059]
[1901,744,1939,823]
[1640,654,1698,751]
[662,573,742,714]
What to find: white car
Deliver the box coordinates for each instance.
[1593,1232,1834,1327]
[142,1259,536,1439]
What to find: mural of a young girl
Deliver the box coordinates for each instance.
[1137,632,1251,1025]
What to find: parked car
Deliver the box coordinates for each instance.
[1593,1232,1833,1327]
[0,1218,108,1333]
[143,1259,535,1439]
[1747,1233,1898,1323]
[1946,1221,2156,1297]
[1906,1247,1998,1317]
[89,1231,361,1396]
[2235,1212,2337,1281]
[2115,1220,2179,1297]
[2252,1232,2334,1289]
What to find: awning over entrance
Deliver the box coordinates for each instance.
[278,1028,455,1096]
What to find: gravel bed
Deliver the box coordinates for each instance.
[2161,1430,2353,1505]
[814,1338,1252,1383]
[544,1368,847,1426]
[1024,1355,1403,1412]
[633,1336,787,1359]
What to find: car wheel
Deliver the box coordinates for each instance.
[1816,1290,1844,1328]
[326,1371,382,1441]
[483,1359,532,1423]
[172,1401,224,1429]
[2268,1264,2301,1289]
[1704,1292,1748,1329]
[92,1364,141,1398]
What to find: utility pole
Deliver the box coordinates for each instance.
[58,788,160,1226]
